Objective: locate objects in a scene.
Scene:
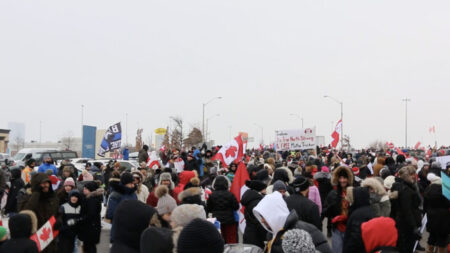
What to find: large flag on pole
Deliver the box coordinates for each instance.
[230,162,250,233]
[212,135,244,167]
[331,120,342,148]
[97,122,122,157]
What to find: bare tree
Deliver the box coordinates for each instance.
[184,127,203,148]
[11,136,25,153]
[162,127,170,149]
[136,128,143,150]
[368,140,387,151]
[61,131,74,149]
[171,129,182,150]
[170,117,184,148]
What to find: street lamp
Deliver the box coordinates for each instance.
[254,123,264,145]
[402,98,411,148]
[324,95,344,148]
[289,113,304,129]
[202,97,222,141]
[206,114,220,143]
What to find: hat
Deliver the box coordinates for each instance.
[352,167,360,176]
[321,166,330,173]
[177,218,224,253]
[245,180,267,192]
[361,217,398,253]
[64,177,75,187]
[63,166,73,174]
[120,172,134,185]
[159,172,172,182]
[9,214,32,238]
[292,176,310,193]
[84,181,98,192]
[0,226,7,241]
[171,204,206,227]
[156,185,177,215]
[273,180,287,192]
[281,229,316,253]
[383,176,395,190]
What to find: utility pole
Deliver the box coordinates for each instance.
[402,98,411,148]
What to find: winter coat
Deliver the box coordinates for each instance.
[57,189,69,205]
[19,173,59,227]
[37,163,58,175]
[423,175,450,236]
[0,212,39,253]
[206,176,239,225]
[172,171,196,201]
[138,149,149,164]
[110,200,157,253]
[136,184,150,203]
[140,227,174,253]
[241,189,267,249]
[0,238,39,253]
[185,159,199,173]
[391,176,422,233]
[308,185,322,214]
[78,188,104,245]
[253,192,331,253]
[58,201,81,238]
[106,180,137,220]
[5,169,24,214]
[314,171,332,212]
[361,177,391,217]
[285,193,322,230]
[343,187,375,253]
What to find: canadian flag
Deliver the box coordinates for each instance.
[429,126,436,133]
[230,162,250,233]
[331,120,342,148]
[212,135,244,167]
[414,141,421,149]
[147,151,160,170]
[159,145,166,152]
[386,142,395,149]
[30,216,59,252]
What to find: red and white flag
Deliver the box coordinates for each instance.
[212,135,244,167]
[159,145,166,152]
[429,126,436,133]
[147,151,160,170]
[230,162,250,233]
[385,142,395,149]
[331,120,342,148]
[414,141,421,149]
[30,216,59,252]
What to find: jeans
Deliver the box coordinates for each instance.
[331,229,345,253]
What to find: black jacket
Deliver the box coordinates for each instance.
[206,190,239,225]
[138,149,149,164]
[270,210,331,253]
[0,238,38,253]
[314,172,333,210]
[5,169,24,214]
[394,178,422,232]
[140,227,173,253]
[285,193,322,230]
[78,188,104,244]
[424,181,450,235]
[343,187,375,253]
[240,189,266,248]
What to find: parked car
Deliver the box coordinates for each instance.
[0,153,11,163]
[69,158,94,174]
[13,148,78,166]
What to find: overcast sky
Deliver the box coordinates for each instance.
[1,0,449,148]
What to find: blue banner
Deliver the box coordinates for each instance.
[97,122,122,157]
[442,171,450,201]
[82,125,97,159]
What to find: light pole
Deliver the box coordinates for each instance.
[202,97,222,142]
[254,123,264,145]
[402,98,411,148]
[289,113,304,128]
[324,95,344,148]
[206,114,220,143]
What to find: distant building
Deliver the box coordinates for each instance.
[0,129,11,153]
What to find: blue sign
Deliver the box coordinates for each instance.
[82,125,97,159]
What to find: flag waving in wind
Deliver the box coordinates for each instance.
[230,162,250,233]
[331,120,342,148]
[97,122,122,157]
[212,135,244,167]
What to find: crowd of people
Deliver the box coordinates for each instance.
[0,143,448,253]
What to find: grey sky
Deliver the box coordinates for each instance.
[1,0,449,148]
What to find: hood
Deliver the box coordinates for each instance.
[361,177,386,196]
[427,173,442,185]
[86,188,104,199]
[18,210,38,234]
[178,187,202,202]
[111,181,137,195]
[11,168,21,180]
[331,166,354,186]
[112,200,156,250]
[178,171,197,186]
[271,167,294,184]
[253,191,289,238]
[9,213,33,238]
[241,189,263,206]
[361,217,398,253]
[398,166,415,185]
[212,175,230,191]
[313,171,331,180]
[30,173,53,193]
[346,187,370,209]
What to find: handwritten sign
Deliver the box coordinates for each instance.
[275,128,316,151]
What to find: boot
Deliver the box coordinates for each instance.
[426,244,435,253]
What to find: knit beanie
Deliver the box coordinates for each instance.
[64,177,75,187]
[156,185,177,215]
[84,181,98,192]
[120,172,134,185]
[281,229,317,253]
[245,180,267,192]
[291,176,310,193]
[177,218,224,253]
[273,180,287,192]
[0,226,7,241]
[171,204,206,227]
[383,176,396,190]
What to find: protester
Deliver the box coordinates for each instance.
[241,180,268,248]
[285,176,322,230]
[172,170,197,202]
[79,181,104,253]
[177,218,224,253]
[206,175,239,244]
[147,172,176,207]
[138,145,149,164]
[57,177,76,204]
[342,187,375,253]
[38,157,58,175]
[0,213,39,253]
[361,177,391,217]
[58,190,82,253]
[253,191,331,253]
[132,171,150,203]
[155,185,177,223]
[281,229,317,253]
[361,217,399,253]
[5,168,24,215]
[22,158,35,184]
[169,204,206,253]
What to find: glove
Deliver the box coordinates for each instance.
[67,219,77,226]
